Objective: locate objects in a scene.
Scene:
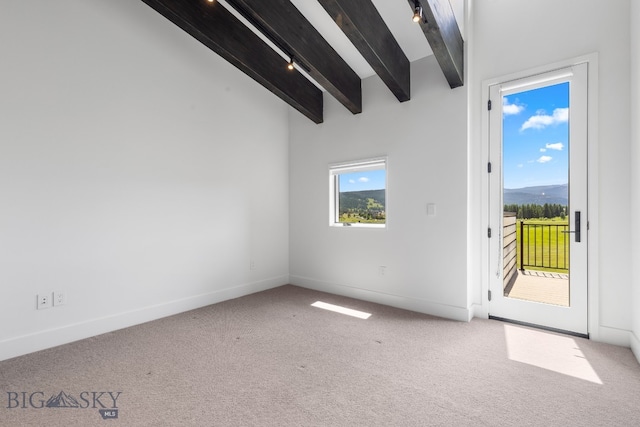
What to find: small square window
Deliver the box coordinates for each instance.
[329,158,387,228]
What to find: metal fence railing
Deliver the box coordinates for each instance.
[519,221,569,271]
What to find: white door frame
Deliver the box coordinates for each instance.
[480,53,600,338]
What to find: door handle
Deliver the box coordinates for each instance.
[561,211,581,242]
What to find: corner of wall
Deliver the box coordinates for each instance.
[631,331,640,365]
[630,0,640,363]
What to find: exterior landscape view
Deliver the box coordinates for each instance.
[339,189,385,224]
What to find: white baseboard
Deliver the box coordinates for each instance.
[469,303,487,321]
[631,331,640,365]
[290,275,470,322]
[0,276,288,362]
[591,325,632,347]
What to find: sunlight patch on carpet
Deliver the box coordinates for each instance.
[311,301,371,319]
[504,324,602,384]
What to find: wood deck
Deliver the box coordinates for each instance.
[504,269,569,307]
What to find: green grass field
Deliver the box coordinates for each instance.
[516,217,569,273]
[339,214,385,224]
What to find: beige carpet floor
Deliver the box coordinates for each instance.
[1,285,639,426]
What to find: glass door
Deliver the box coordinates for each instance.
[488,64,588,336]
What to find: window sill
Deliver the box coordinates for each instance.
[330,223,386,229]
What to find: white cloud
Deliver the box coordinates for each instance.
[540,148,547,152]
[518,164,524,168]
[537,156,552,163]
[358,177,369,183]
[546,142,564,151]
[521,108,569,131]
[348,179,355,184]
[503,98,525,115]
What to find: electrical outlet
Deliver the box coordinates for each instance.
[53,291,66,306]
[37,294,52,310]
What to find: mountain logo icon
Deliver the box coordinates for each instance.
[45,391,80,408]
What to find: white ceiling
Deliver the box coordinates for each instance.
[289,0,465,79]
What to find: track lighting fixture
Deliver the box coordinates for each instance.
[412,2,423,23]
[287,57,295,71]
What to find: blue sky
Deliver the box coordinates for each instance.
[502,82,569,189]
[339,169,385,192]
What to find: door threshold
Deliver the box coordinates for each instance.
[488,315,589,339]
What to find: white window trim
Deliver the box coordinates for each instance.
[329,157,387,229]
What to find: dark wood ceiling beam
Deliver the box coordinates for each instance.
[140,0,323,123]
[409,0,464,88]
[225,0,362,114]
[317,0,410,102]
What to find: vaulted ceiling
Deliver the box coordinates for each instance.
[140,0,464,123]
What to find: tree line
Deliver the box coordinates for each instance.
[504,203,567,220]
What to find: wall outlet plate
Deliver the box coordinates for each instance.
[37,293,52,310]
[53,291,66,306]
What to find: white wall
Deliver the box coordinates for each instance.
[469,0,632,344]
[0,1,290,361]
[631,0,640,360]
[289,56,469,320]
